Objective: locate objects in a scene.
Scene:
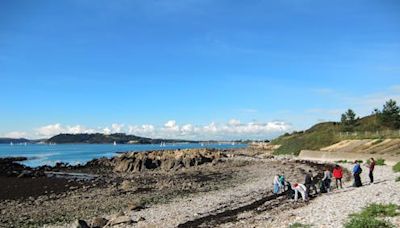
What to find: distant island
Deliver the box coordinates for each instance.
[44,133,198,144]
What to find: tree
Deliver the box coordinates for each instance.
[380,99,400,129]
[341,109,357,131]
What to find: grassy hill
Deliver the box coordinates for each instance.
[271,114,399,155]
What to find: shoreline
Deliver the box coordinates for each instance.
[1,148,397,227]
[0,148,328,227]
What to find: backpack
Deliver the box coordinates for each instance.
[358,167,362,174]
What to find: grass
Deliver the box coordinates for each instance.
[375,158,386,166]
[289,223,312,228]
[393,161,400,173]
[272,122,341,155]
[345,215,394,228]
[357,203,399,217]
[270,114,400,156]
[344,203,399,228]
[367,158,386,166]
[336,160,348,163]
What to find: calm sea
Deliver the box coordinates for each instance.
[0,143,246,167]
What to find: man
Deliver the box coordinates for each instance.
[304,170,318,196]
[292,183,308,202]
[352,160,362,187]
[367,158,376,184]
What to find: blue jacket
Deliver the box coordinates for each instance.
[353,163,361,174]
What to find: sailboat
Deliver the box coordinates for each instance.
[113,141,117,146]
[10,142,13,146]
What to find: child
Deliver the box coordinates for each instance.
[333,165,343,189]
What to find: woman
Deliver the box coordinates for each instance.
[273,174,282,194]
[353,160,363,187]
[322,167,332,192]
[333,165,343,189]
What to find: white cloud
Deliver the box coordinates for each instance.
[31,119,291,140]
[36,123,96,137]
[111,123,124,133]
[163,120,179,132]
[3,131,28,138]
[228,119,241,126]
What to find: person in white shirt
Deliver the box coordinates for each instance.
[292,183,308,201]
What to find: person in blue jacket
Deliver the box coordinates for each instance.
[352,160,363,187]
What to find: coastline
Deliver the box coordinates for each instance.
[1,148,398,227]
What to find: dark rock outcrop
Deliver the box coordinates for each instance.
[113,149,224,173]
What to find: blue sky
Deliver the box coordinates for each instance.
[1,0,399,140]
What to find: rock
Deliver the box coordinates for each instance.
[109,215,133,226]
[90,217,108,228]
[113,149,226,173]
[120,180,137,191]
[128,202,145,211]
[71,219,90,228]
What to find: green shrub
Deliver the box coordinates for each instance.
[396,176,400,182]
[335,160,348,163]
[393,161,400,173]
[375,158,385,166]
[344,203,399,228]
[289,223,311,228]
[344,215,394,228]
[358,203,399,217]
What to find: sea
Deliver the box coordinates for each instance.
[0,143,247,167]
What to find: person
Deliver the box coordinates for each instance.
[333,165,343,189]
[352,160,363,187]
[292,183,308,201]
[304,170,318,196]
[286,181,295,199]
[279,174,286,192]
[273,174,283,194]
[366,158,376,184]
[322,167,332,192]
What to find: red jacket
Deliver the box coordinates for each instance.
[333,167,343,178]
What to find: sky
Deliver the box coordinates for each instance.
[1,0,400,140]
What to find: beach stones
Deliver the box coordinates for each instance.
[90,217,108,228]
[71,219,90,228]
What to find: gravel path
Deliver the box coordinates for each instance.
[245,163,400,227]
[127,158,313,227]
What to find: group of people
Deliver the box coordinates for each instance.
[272,157,376,202]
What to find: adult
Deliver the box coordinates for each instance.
[292,183,308,202]
[367,158,376,184]
[333,165,343,189]
[322,167,333,192]
[352,160,363,187]
[279,174,286,192]
[304,170,318,196]
[273,175,283,194]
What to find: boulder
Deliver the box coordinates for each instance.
[120,180,137,192]
[71,219,90,228]
[90,217,108,228]
[109,215,133,226]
